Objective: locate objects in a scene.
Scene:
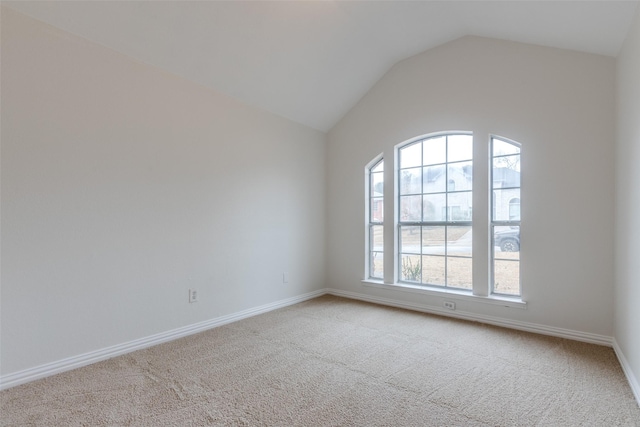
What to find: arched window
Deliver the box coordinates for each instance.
[398,133,472,289]
[364,133,522,302]
[367,158,384,279]
[491,137,521,296]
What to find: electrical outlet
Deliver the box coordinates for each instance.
[189,289,198,303]
[444,301,455,310]
[283,272,289,284]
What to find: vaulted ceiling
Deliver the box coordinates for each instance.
[4,1,638,132]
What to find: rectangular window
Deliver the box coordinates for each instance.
[398,134,473,290]
[369,159,384,279]
[491,137,521,296]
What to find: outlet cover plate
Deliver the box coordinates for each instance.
[189,289,198,303]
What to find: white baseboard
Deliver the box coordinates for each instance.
[0,289,325,391]
[613,339,640,407]
[325,288,613,346]
[2,287,629,396]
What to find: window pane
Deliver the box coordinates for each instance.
[509,198,520,221]
[493,138,520,156]
[400,226,421,254]
[448,134,473,162]
[447,256,472,290]
[401,254,421,282]
[448,162,473,191]
[494,226,520,258]
[371,198,384,222]
[447,191,472,221]
[493,154,520,173]
[423,194,446,221]
[371,225,384,252]
[422,255,445,286]
[371,160,383,173]
[493,189,520,221]
[422,226,445,255]
[370,252,384,279]
[493,259,520,295]
[400,195,422,221]
[493,156,520,186]
[423,165,446,193]
[399,168,421,195]
[447,226,472,257]
[400,142,422,169]
[423,136,446,165]
[371,171,384,197]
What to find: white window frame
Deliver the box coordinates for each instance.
[366,156,384,280]
[490,136,522,296]
[397,133,473,290]
[363,133,526,308]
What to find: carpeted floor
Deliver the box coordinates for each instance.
[2,295,639,426]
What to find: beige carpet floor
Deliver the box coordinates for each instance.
[2,295,639,426]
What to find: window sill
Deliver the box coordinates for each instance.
[361,280,527,309]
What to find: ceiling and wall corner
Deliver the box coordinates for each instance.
[2,1,638,132]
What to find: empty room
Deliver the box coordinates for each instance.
[1,1,640,425]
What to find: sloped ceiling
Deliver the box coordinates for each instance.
[4,1,638,132]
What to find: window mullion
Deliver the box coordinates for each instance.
[419,141,424,285]
[444,135,449,287]
[472,131,490,297]
[383,148,395,284]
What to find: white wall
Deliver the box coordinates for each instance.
[327,36,616,337]
[1,8,325,376]
[615,5,640,400]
